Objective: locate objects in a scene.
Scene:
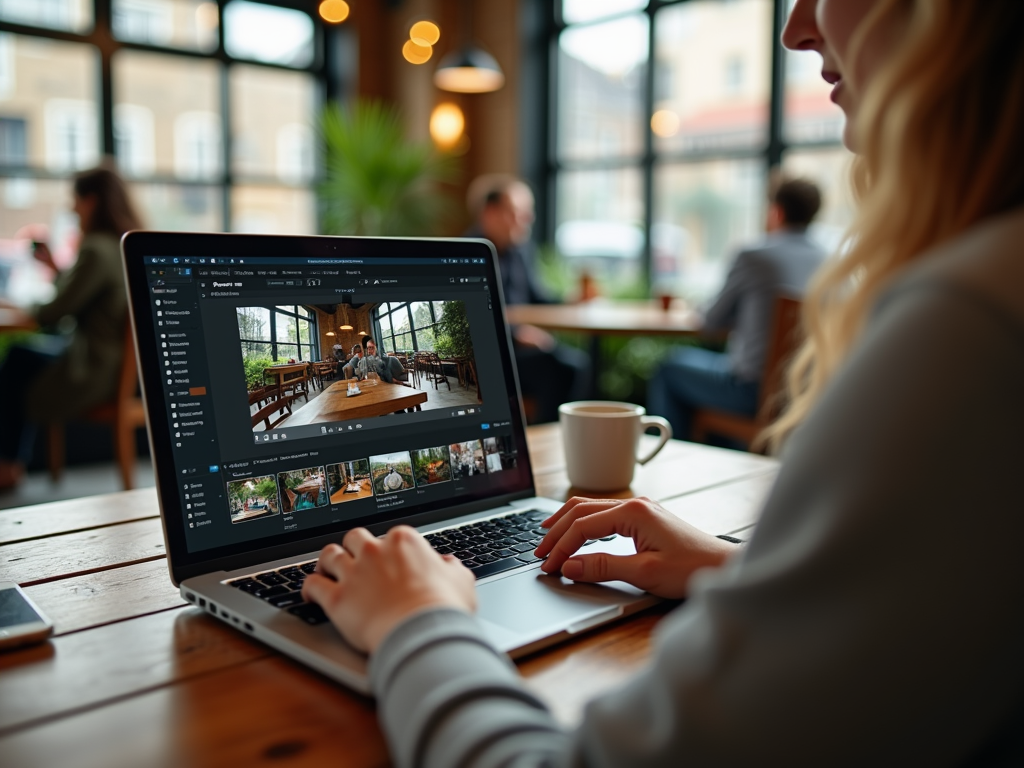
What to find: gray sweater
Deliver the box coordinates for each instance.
[369,208,1024,767]
[703,230,825,381]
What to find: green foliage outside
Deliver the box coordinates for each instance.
[319,100,460,237]
[434,300,472,359]
[242,354,274,391]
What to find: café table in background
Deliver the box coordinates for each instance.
[506,300,703,398]
[0,425,777,767]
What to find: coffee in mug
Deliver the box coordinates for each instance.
[558,401,672,492]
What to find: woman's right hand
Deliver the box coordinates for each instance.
[534,496,738,599]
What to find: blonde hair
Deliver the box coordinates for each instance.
[763,0,1024,451]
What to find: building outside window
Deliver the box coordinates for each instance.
[546,0,853,301]
[0,0,331,252]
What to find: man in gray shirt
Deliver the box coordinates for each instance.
[648,178,825,441]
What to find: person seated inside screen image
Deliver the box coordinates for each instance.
[647,177,826,442]
[299,2,1024,766]
[0,165,144,491]
[353,339,407,384]
[465,175,589,424]
[341,343,362,379]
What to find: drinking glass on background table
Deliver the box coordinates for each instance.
[365,371,379,386]
[558,401,672,492]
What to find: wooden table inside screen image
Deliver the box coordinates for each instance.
[505,301,704,398]
[280,379,428,426]
[0,425,777,767]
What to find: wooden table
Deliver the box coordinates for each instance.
[506,300,702,337]
[282,380,428,427]
[506,300,704,398]
[0,426,777,766]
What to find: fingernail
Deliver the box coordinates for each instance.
[561,559,582,579]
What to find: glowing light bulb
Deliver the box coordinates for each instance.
[318,0,350,24]
[430,103,466,149]
[410,20,441,46]
[403,40,433,65]
[651,109,681,138]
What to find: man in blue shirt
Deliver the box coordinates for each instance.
[648,178,826,441]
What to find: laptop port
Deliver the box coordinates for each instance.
[198,598,206,608]
[208,602,217,614]
[243,622,254,632]
[185,592,195,603]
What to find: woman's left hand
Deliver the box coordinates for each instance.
[301,526,477,654]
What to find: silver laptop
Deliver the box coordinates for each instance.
[122,232,657,693]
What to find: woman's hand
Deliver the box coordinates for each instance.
[31,241,57,272]
[534,496,738,599]
[301,525,477,654]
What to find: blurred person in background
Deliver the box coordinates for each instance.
[466,175,588,423]
[648,177,825,441]
[0,165,143,491]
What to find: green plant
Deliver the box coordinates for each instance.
[434,300,472,359]
[242,355,274,391]
[319,100,460,236]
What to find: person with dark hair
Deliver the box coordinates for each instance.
[465,174,588,423]
[0,164,144,490]
[647,176,826,441]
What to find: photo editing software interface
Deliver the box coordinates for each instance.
[144,250,524,554]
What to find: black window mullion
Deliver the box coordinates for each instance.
[641,3,657,294]
[767,0,788,170]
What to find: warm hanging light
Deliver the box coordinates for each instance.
[339,303,353,331]
[410,20,440,46]
[403,39,433,65]
[434,0,504,94]
[325,311,335,337]
[429,103,465,150]
[318,0,350,24]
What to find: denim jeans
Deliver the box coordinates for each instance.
[647,346,759,442]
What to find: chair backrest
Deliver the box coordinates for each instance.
[756,295,803,420]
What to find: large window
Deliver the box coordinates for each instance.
[374,302,444,355]
[0,0,332,252]
[237,305,318,363]
[545,0,851,300]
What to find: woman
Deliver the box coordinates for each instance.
[303,1,1024,765]
[0,166,143,490]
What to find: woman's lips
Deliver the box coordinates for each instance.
[822,71,843,104]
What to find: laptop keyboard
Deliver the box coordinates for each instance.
[226,508,552,626]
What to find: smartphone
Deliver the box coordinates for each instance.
[0,583,54,651]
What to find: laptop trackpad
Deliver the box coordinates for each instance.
[476,569,645,637]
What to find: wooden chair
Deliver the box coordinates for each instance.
[49,324,146,490]
[691,295,803,453]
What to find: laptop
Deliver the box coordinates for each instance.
[122,232,657,693]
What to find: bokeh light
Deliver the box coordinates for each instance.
[410,20,441,46]
[651,109,681,138]
[403,39,433,65]
[318,0,350,24]
[429,103,466,149]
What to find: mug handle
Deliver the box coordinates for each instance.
[637,416,672,465]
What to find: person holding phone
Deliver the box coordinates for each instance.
[301,1,1024,765]
[0,165,144,491]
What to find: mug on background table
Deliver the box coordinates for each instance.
[558,401,672,492]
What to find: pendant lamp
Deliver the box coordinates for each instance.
[339,303,353,331]
[434,0,504,93]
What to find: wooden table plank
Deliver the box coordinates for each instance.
[0,608,269,736]
[663,470,777,535]
[22,558,185,637]
[0,518,166,586]
[282,379,428,426]
[506,301,701,337]
[0,654,386,768]
[0,488,159,545]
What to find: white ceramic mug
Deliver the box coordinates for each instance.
[558,401,672,492]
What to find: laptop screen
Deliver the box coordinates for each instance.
[123,234,534,577]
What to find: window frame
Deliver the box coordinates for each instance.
[373,301,442,356]
[534,0,846,293]
[238,303,318,362]
[0,0,346,232]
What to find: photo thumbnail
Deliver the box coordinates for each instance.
[483,435,517,473]
[239,300,483,435]
[227,475,281,524]
[412,446,452,486]
[369,451,415,495]
[449,440,486,480]
[326,459,374,505]
[277,466,328,514]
